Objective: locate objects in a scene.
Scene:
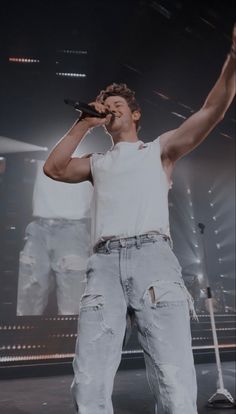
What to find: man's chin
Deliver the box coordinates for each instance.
[105,119,121,133]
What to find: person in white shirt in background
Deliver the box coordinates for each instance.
[43,25,236,414]
[17,159,93,316]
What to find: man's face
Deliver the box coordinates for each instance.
[103,95,139,135]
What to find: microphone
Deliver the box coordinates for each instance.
[64,99,112,118]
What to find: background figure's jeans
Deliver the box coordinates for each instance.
[71,234,198,414]
[17,218,91,315]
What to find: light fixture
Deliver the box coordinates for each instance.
[9,57,40,63]
[56,72,86,78]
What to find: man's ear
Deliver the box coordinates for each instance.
[132,111,141,122]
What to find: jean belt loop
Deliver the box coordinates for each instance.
[119,239,126,248]
[147,233,155,242]
[105,240,111,254]
[135,235,141,249]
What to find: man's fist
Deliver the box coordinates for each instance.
[79,102,112,129]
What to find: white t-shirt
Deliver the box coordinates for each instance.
[90,138,171,247]
[33,160,93,219]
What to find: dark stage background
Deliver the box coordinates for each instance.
[0,0,235,368]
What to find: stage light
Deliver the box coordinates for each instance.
[9,57,40,63]
[171,112,187,119]
[208,189,212,194]
[220,132,233,139]
[218,258,222,262]
[200,17,216,29]
[56,72,86,78]
[59,49,88,55]
[216,243,221,249]
[214,230,219,234]
[212,216,216,220]
[153,91,170,100]
[178,102,194,112]
[194,244,199,248]
[210,203,214,207]
[187,188,191,194]
[196,259,201,263]
[191,216,194,219]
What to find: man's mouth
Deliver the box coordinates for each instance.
[110,113,121,122]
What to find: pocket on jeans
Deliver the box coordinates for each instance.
[158,241,182,273]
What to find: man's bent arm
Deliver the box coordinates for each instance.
[160,25,236,162]
[44,101,111,183]
[43,119,92,183]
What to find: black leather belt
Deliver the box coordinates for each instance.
[93,232,171,253]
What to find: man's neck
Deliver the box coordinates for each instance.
[111,130,139,145]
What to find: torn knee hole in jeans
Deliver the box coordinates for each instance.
[19,252,36,267]
[79,294,114,337]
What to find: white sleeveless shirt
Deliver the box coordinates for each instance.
[90,138,171,247]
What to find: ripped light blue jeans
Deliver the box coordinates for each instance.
[71,233,198,414]
[17,218,91,315]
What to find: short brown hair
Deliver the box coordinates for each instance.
[96,83,141,130]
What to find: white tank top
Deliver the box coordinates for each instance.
[33,160,93,219]
[90,138,171,247]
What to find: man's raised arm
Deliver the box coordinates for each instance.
[160,24,236,163]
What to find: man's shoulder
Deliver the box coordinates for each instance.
[80,153,94,159]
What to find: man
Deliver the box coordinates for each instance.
[44,25,236,414]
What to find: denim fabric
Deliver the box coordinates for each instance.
[17,218,91,315]
[71,234,198,414]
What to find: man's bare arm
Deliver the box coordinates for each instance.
[160,24,236,163]
[43,102,111,183]
[44,155,93,184]
[43,120,93,183]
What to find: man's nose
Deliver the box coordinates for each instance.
[106,105,114,112]
[106,107,117,115]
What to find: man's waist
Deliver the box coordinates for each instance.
[93,231,172,253]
